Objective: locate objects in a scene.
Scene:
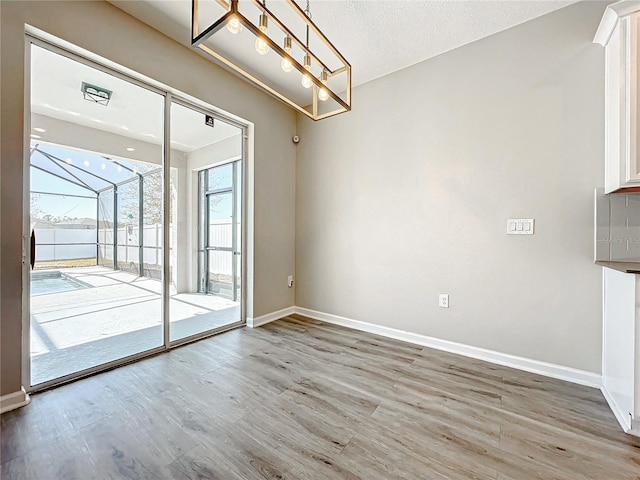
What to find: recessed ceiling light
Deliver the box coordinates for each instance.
[117,166,122,172]
[83,160,90,167]
[65,158,73,165]
[81,82,113,106]
[126,147,135,152]
[33,128,46,133]
[101,163,106,170]
[30,134,41,139]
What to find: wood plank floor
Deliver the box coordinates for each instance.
[2,314,639,479]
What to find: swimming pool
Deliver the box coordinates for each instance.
[31,271,89,295]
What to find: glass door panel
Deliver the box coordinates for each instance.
[28,44,164,387]
[169,102,243,342]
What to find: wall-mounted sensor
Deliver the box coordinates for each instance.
[292,135,300,144]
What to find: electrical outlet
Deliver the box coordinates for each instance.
[287,275,293,288]
[439,294,449,308]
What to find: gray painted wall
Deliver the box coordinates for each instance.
[0,0,296,396]
[295,1,607,373]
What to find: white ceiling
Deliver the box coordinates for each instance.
[31,44,240,153]
[111,0,577,88]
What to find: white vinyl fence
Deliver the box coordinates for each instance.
[98,224,163,267]
[34,229,96,261]
[36,221,237,278]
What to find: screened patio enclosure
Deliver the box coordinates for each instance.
[29,139,243,386]
[31,142,162,277]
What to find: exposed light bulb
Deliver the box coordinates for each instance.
[226,15,242,34]
[281,36,294,72]
[255,14,269,55]
[301,54,312,88]
[301,74,313,89]
[255,37,269,56]
[318,70,329,101]
[282,57,294,72]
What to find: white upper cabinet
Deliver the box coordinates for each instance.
[595,1,640,193]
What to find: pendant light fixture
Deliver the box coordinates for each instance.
[254,8,269,55]
[191,0,351,121]
[300,2,313,89]
[281,36,294,72]
[318,70,329,101]
[226,14,242,34]
[301,54,313,89]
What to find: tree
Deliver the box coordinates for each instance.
[118,169,223,226]
[118,171,164,225]
[30,194,44,219]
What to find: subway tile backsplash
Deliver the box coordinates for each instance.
[596,188,640,262]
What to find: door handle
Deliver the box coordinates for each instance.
[30,230,36,270]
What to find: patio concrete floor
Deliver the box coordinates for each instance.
[30,266,240,386]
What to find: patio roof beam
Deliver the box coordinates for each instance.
[143,167,162,177]
[105,157,142,179]
[31,146,97,193]
[30,163,96,194]
[31,190,96,200]
[115,177,139,188]
[35,148,116,187]
[97,185,115,194]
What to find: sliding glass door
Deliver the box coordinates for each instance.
[25,39,246,391]
[169,102,243,343]
[28,43,165,387]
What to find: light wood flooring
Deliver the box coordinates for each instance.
[2,314,639,479]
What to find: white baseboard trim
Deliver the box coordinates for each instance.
[630,418,640,437]
[0,387,30,414]
[600,385,633,433]
[295,307,602,389]
[247,306,296,328]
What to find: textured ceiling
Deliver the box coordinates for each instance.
[111,0,577,87]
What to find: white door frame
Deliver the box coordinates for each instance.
[22,34,251,393]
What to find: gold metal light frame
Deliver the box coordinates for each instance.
[191,0,352,120]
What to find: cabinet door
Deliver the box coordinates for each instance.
[628,14,640,184]
[605,21,623,193]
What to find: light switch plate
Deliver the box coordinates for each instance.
[507,218,534,235]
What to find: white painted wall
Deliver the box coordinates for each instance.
[295,1,607,373]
